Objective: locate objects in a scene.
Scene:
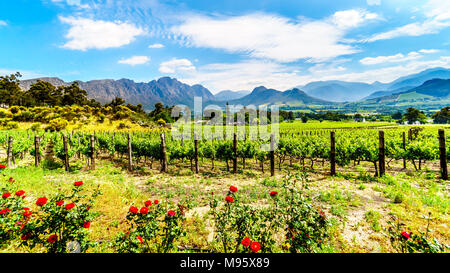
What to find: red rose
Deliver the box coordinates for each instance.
[154,200,159,205]
[15,190,25,197]
[229,186,238,192]
[23,210,32,218]
[401,231,410,239]
[2,192,11,199]
[167,210,176,217]
[21,233,31,241]
[0,208,11,215]
[137,236,143,244]
[56,200,64,206]
[144,200,152,207]
[269,191,278,197]
[225,196,234,203]
[129,206,138,213]
[74,181,83,186]
[65,203,75,210]
[83,221,91,228]
[241,237,251,247]
[0,165,6,169]
[140,207,149,214]
[47,234,58,243]
[250,241,261,253]
[36,197,48,206]
[23,207,30,211]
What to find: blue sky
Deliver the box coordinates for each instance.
[0,0,449,93]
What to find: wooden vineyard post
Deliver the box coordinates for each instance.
[90,134,95,170]
[77,136,81,159]
[127,133,133,171]
[233,133,237,174]
[402,132,406,169]
[160,133,168,173]
[7,136,13,168]
[34,135,40,167]
[438,129,448,180]
[194,133,199,174]
[378,130,385,177]
[63,135,70,172]
[270,134,275,177]
[330,131,336,176]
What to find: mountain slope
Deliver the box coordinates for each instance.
[228,86,332,106]
[214,90,250,101]
[299,81,382,102]
[20,77,216,110]
[387,67,450,90]
[364,78,450,103]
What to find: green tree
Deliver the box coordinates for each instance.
[28,80,62,106]
[61,82,89,106]
[391,111,403,120]
[432,106,450,124]
[0,72,23,106]
[403,107,427,124]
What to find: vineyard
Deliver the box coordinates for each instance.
[1,124,448,178]
[0,122,449,253]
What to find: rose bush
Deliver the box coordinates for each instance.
[210,174,330,253]
[17,181,101,253]
[386,215,449,253]
[113,199,189,253]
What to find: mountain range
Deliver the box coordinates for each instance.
[19,67,450,110]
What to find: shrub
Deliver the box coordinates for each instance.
[8,106,20,114]
[5,121,18,129]
[18,181,101,253]
[30,123,41,131]
[113,200,188,253]
[12,111,34,122]
[46,118,68,132]
[209,173,329,253]
[97,114,106,123]
[386,215,448,253]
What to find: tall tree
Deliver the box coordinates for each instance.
[0,72,23,106]
[61,82,89,106]
[28,80,61,106]
[404,107,427,124]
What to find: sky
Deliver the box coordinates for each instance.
[0,0,450,93]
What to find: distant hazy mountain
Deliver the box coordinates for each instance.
[363,86,416,100]
[365,67,450,100]
[214,90,250,101]
[227,86,332,106]
[299,81,382,102]
[20,77,216,110]
[387,67,450,90]
[407,78,450,97]
[364,78,450,103]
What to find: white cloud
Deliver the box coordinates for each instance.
[367,0,381,6]
[149,43,164,48]
[332,9,379,29]
[418,49,439,54]
[179,60,307,92]
[118,56,150,66]
[0,69,44,79]
[366,0,450,42]
[171,11,378,63]
[60,17,145,51]
[327,56,450,83]
[50,0,89,9]
[159,58,196,73]
[360,49,440,65]
[0,20,7,26]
